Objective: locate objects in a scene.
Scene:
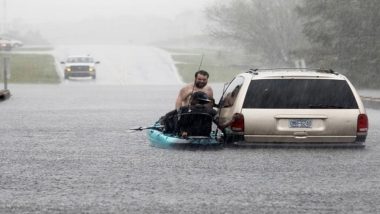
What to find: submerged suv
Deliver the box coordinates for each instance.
[218,68,368,147]
[61,55,100,79]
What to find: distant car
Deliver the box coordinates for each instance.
[218,68,368,147]
[60,55,100,79]
[8,39,23,48]
[0,37,23,50]
[0,38,12,51]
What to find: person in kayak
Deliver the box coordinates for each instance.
[160,91,216,137]
[175,70,214,109]
[177,91,217,138]
[161,91,239,138]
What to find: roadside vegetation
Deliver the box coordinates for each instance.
[17,46,54,52]
[0,54,59,84]
[205,0,380,88]
[164,48,257,83]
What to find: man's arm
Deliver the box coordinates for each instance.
[175,97,182,110]
[216,113,241,130]
[175,87,187,109]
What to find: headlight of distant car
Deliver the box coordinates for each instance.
[65,67,71,72]
[89,67,95,72]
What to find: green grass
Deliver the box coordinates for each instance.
[17,46,54,52]
[0,48,253,84]
[164,48,254,83]
[0,54,59,84]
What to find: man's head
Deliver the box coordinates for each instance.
[194,70,209,89]
[190,91,210,105]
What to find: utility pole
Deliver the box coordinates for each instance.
[3,56,8,89]
[0,0,11,101]
[0,55,11,101]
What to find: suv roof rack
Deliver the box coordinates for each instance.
[316,68,339,75]
[246,68,339,75]
[246,68,259,74]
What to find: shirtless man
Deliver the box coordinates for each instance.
[175,70,213,110]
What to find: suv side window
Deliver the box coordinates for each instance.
[220,76,245,107]
[243,79,358,109]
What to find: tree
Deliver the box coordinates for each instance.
[206,0,305,66]
[296,0,380,87]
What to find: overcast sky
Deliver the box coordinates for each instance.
[4,0,215,23]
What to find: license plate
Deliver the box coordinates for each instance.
[289,119,312,128]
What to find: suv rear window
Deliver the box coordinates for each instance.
[243,79,358,109]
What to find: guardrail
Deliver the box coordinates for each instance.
[361,96,380,109]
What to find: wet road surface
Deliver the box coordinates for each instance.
[1,84,379,213]
[54,45,182,85]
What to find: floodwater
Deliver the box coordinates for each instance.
[0,83,379,213]
[0,45,379,213]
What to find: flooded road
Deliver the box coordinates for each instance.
[54,45,182,85]
[1,83,379,213]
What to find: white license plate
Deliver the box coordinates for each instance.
[289,119,312,128]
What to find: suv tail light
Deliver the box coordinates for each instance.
[357,114,368,133]
[231,113,244,132]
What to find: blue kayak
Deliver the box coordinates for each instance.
[146,121,221,149]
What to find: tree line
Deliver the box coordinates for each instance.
[206,0,379,88]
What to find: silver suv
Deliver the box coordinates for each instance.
[60,55,100,79]
[218,68,368,147]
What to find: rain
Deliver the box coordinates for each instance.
[1,0,380,213]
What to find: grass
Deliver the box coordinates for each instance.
[0,53,60,84]
[163,48,254,83]
[0,47,253,84]
[17,46,54,52]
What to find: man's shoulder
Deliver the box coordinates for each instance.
[205,85,213,92]
[202,86,213,97]
[180,84,194,92]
